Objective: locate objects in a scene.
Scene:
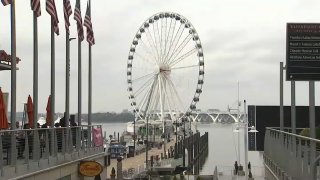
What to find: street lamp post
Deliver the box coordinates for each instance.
[133,115,136,157]
[233,100,258,179]
[175,118,178,145]
[243,100,248,180]
[66,37,76,126]
[182,118,186,167]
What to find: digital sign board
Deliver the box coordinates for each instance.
[286,23,320,81]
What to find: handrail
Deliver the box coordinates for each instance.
[0,124,104,179]
[267,127,305,130]
[266,127,320,143]
[265,127,320,179]
[0,125,101,133]
[11,152,105,180]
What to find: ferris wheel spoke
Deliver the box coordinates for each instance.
[132,66,155,73]
[146,28,160,64]
[170,47,197,67]
[161,74,182,113]
[155,20,164,64]
[136,76,158,115]
[149,83,160,114]
[165,23,182,62]
[161,18,168,63]
[133,75,155,98]
[135,52,157,66]
[152,23,162,64]
[145,77,160,115]
[166,20,177,56]
[170,64,198,71]
[163,18,173,63]
[167,34,193,65]
[159,18,165,64]
[136,86,151,114]
[161,17,170,65]
[140,38,159,64]
[164,24,185,65]
[161,18,169,64]
[132,72,157,83]
[165,75,186,112]
[154,21,161,59]
[160,76,177,120]
[163,20,178,64]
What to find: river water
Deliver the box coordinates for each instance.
[96,122,265,176]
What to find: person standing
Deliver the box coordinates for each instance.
[234,161,239,175]
[59,112,67,127]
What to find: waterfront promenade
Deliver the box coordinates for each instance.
[106,139,176,178]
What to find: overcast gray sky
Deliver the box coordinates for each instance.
[1,0,320,114]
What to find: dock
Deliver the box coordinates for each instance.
[106,138,177,178]
[106,131,209,179]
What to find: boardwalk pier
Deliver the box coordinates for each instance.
[107,131,209,179]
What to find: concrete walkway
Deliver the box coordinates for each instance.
[106,139,176,178]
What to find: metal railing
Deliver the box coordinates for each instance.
[264,127,320,180]
[0,125,103,176]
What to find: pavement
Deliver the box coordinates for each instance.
[106,139,176,178]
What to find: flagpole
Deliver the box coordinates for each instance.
[88,46,91,125]
[50,17,56,156]
[51,17,55,128]
[33,13,38,129]
[88,0,92,126]
[78,38,82,126]
[33,11,40,161]
[10,0,17,129]
[10,0,17,165]
[66,32,70,127]
[86,0,92,148]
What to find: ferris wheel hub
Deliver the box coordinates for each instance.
[159,64,171,74]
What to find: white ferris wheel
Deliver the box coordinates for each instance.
[127,12,204,123]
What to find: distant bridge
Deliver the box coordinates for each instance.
[190,111,244,123]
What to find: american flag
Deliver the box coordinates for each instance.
[74,0,84,41]
[63,0,72,33]
[46,0,59,35]
[84,2,95,45]
[1,0,11,6]
[31,0,41,17]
